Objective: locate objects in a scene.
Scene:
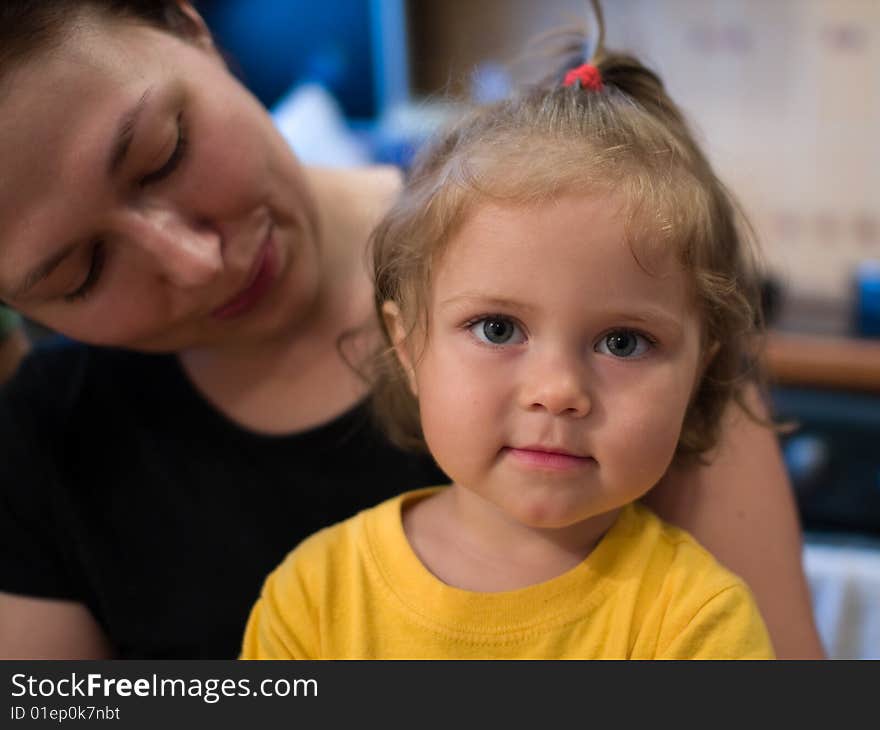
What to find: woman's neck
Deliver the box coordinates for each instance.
[177,166,402,434]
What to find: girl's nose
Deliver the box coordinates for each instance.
[118,208,223,287]
[519,352,592,418]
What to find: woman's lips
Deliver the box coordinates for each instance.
[505,447,596,472]
[211,230,278,320]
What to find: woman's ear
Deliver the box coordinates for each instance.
[381,301,418,397]
[174,1,216,53]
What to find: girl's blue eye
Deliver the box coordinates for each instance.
[596,330,652,358]
[470,316,525,345]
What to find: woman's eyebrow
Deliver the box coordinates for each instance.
[11,242,77,300]
[107,87,153,175]
[9,88,155,301]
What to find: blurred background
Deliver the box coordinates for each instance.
[198,0,880,660]
[11,0,880,657]
[195,0,880,334]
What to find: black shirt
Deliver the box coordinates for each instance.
[0,338,445,658]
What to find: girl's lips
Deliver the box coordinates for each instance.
[211,230,278,320]
[505,447,596,472]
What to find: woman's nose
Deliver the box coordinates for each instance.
[519,351,592,418]
[119,208,223,287]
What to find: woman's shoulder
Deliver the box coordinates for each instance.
[1,337,89,408]
[307,164,403,238]
[0,338,174,417]
[266,489,423,592]
[0,340,167,499]
[326,164,404,198]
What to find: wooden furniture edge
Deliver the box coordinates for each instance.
[764,330,880,393]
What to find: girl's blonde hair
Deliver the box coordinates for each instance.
[371,5,765,464]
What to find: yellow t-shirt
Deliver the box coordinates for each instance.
[241,488,774,659]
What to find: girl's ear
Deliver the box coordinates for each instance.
[701,340,721,374]
[696,339,721,390]
[689,340,721,402]
[381,301,418,397]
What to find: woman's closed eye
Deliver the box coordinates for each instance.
[139,112,188,187]
[64,240,106,302]
[595,329,654,358]
[62,114,188,303]
[467,315,526,346]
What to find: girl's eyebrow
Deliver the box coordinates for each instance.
[439,294,538,313]
[440,293,684,333]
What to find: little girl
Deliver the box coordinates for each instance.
[241,12,774,660]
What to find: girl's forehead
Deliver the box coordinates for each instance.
[449,191,663,252]
[436,194,686,288]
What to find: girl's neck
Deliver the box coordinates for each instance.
[403,485,620,592]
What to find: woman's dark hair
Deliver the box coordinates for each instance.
[1,1,201,82]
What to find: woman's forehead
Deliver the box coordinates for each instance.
[0,23,146,176]
[6,12,159,87]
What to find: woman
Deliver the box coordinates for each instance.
[0,0,822,659]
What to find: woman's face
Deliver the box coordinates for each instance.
[0,8,322,351]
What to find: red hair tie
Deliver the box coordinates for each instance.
[562,63,604,91]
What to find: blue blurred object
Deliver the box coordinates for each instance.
[470,61,513,105]
[783,433,831,497]
[773,386,880,537]
[371,136,420,169]
[854,259,880,338]
[198,0,409,123]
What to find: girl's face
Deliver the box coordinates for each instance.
[388,193,705,530]
[0,8,321,351]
